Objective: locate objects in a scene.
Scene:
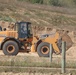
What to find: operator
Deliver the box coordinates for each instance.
[21,24,27,38]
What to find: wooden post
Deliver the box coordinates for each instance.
[61,41,66,73]
[49,44,52,62]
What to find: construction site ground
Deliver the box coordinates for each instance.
[0,44,76,75]
[0,44,76,59]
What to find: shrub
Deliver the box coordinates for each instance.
[18,0,43,4]
[49,0,61,6]
[73,0,76,5]
[30,0,43,4]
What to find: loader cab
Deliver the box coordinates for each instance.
[15,21,33,39]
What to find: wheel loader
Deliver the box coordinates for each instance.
[0,21,73,57]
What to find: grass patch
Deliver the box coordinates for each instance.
[24,12,31,16]
[0,56,76,73]
[0,14,16,22]
[66,62,76,68]
[0,56,76,69]
[0,67,61,73]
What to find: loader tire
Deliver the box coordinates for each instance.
[37,42,50,57]
[2,41,19,55]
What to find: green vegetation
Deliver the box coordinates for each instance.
[30,0,43,4]
[0,15,16,22]
[18,0,76,7]
[0,56,76,69]
[49,0,61,6]
[0,56,76,74]
[18,0,43,4]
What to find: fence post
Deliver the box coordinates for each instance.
[49,44,52,62]
[61,41,66,73]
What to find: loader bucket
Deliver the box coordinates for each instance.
[61,33,73,50]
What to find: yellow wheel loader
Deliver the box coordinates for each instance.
[0,21,73,57]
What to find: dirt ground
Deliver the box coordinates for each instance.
[0,44,76,60]
[0,72,73,75]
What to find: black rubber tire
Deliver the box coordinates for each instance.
[37,42,50,57]
[2,41,19,55]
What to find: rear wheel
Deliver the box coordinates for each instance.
[37,42,50,57]
[2,41,19,55]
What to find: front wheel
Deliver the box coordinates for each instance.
[37,42,51,57]
[2,41,19,55]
